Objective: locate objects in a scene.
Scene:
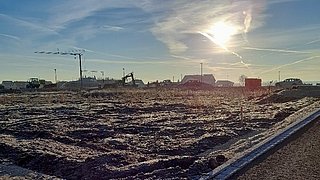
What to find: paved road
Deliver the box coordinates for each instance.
[237,118,320,180]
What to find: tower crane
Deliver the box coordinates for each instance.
[35,49,85,89]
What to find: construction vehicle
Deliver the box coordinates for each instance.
[122,72,136,86]
[275,78,303,89]
[26,78,41,89]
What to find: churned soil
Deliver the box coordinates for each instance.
[0,88,318,179]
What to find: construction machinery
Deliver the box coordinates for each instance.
[275,78,303,89]
[35,49,85,89]
[26,78,41,89]
[122,72,136,86]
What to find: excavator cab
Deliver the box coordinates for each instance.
[26,78,41,89]
[122,72,136,87]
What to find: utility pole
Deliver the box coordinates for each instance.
[123,68,125,77]
[100,71,104,79]
[278,71,281,82]
[200,63,203,83]
[101,71,105,83]
[54,69,57,83]
[78,54,83,88]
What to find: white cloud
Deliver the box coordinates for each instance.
[48,0,135,30]
[47,1,268,54]
[139,0,268,54]
[40,0,276,55]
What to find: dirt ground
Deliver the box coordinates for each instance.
[238,118,320,180]
[0,88,318,179]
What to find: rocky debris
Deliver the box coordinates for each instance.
[208,154,228,169]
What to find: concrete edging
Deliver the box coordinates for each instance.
[200,108,320,180]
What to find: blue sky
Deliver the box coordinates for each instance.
[0,0,320,83]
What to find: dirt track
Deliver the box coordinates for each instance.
[0,89,318,179]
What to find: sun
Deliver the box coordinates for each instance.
[208,21,237,48]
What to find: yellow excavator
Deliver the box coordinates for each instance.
[122,72,136,86]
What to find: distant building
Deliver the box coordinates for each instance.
[97,78,121,88]
[13,81,29,89]
[245,78,262,90]
[162,79,172,86]
[59,77,100,89]
[147,81,159,88]
[2,81,27,90]
[215,80,234,87]
[181,74,216,86]
[2,81,14,90]
[2,80,52,90]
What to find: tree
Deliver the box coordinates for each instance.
[239,75,247,86]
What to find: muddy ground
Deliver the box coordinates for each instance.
[0,88,318,179]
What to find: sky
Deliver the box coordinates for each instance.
[0,0,320,83]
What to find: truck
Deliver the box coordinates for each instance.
[275,78,303,89]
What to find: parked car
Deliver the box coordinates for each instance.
[275,78,303,89]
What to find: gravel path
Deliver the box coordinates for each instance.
[238,118,320,180]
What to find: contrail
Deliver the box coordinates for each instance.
[175,17,185,24]
[260,56,320,74]
[198,31,250,68]
[305,38,320,45]
[199,32,244,60]
[243,47,312,54]
[171,55,192,60]
[198,31,228,50]
[0,33,20,41]
[73,46,141,60]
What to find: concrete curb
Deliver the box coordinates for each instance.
[200,108,320,180]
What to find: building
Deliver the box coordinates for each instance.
[59,77,100,89]
[2,81,14,89]
[215,80,234,87]
[1,81,27,90]
[245,78,262,90]
[97,78,121,88]
[181,74,216,86]
[2,80,52,90]
[13,81,29,89]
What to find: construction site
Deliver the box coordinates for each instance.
[0,81,320,179]
[1,1,320,179]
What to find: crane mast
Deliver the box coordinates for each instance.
[35,49,85,89]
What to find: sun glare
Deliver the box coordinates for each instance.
[209,21,237,48]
